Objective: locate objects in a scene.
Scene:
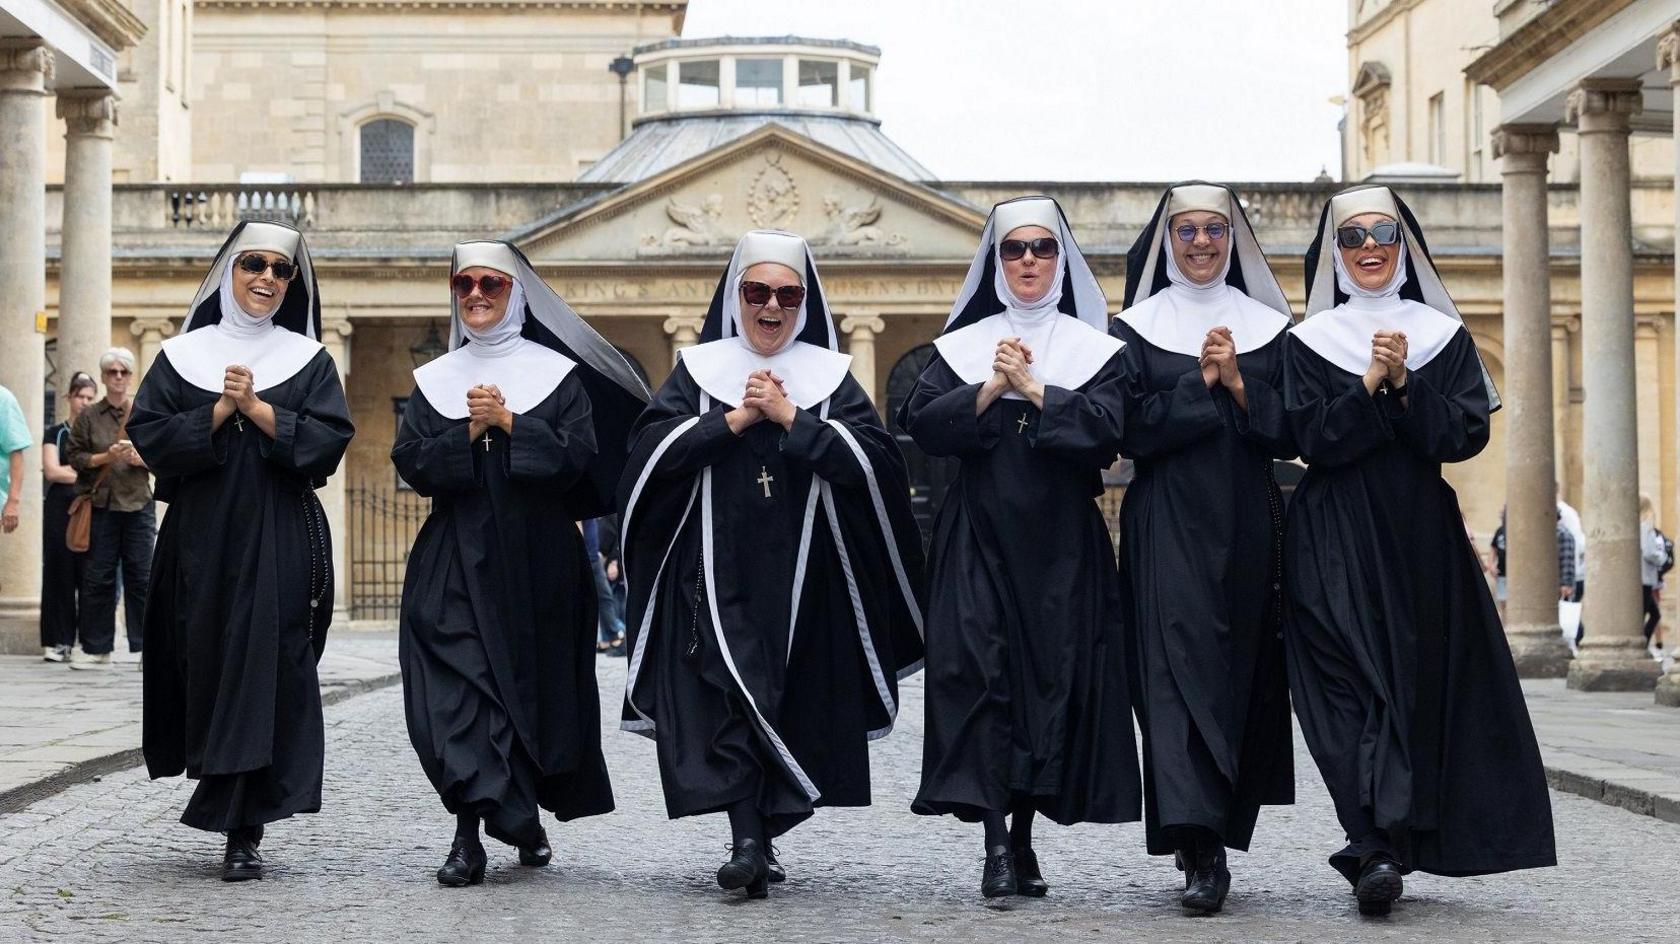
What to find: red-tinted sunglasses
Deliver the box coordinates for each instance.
[740,280,806,309]
[451,273,513,300]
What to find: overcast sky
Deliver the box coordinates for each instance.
[682,0,1348,182]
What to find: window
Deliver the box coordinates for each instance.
[393,397,413,490]
[1468,82,1484,182]
[736,58,782,105]
[848,64,872,111]
[797,59,837,107]
[643,62,668,114]
[1427,92,1445,166]
[360,118,414,184]
[677,59,720,108]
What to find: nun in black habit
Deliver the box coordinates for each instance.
[618,230,924,901]
[131,221,354,882]
[1112,183,1297,914]
[393,241,647,886]
[1283,185,1554,916]
[903,196,1140,899]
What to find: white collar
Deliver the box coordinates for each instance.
[161,323,322,395]
[1117,283,1289,357]
[934,313,1123,398]
[412,337,577,419]
[1288,296,1462,376]
[680,338,853,410]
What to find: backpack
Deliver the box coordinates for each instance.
[1660,530,1675,580]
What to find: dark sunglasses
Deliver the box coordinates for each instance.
[999,237,1060,262]
[235,254,297,281]
[103,367,131,377]
[1336,221,1400,250]
[451,273,514,300]
[740,280,806,309]
[1174,222,1229,243]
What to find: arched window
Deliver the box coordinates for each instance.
[359,118,414,184]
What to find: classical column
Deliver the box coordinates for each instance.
[1492,124,1571,677]
[55,90,117,397]
[1565,79,1660,691]
[319,317,353,623]
[129,317,177,381]
[0,42,53,654]
[1659,30,1680,707]
[663,314,703,367]
[839,313,886,407]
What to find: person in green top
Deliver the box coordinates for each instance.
[0,383,31,536]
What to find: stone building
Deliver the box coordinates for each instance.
[1,1,1679,706]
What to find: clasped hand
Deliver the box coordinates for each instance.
[1199,327,1242,391]
[731,368,795,432]
[467,384,511,441]
[1364,330,1409,392]
[986,338,1041,399]
[221,364,260,413]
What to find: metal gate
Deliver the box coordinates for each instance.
[347,481,430,620]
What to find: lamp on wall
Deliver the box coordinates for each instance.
[409,321,447,368]
[609,54,636,141]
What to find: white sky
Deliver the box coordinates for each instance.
[681,0,1349,182]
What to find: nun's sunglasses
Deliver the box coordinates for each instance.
[1174,222,1229,242]
[451,273,513,299]
[740,280,806,309]
[235,254,297,281]
[1335,221,1400,249]
[999,237,1060,261]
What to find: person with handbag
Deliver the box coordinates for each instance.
[41,371,97,662]
[64,348,152,671]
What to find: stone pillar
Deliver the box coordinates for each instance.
[1565,79,1660,691]
[1492,124,1571,677]
[0,42,53,654]
[663,314,703,367]
[129,317,177,382]
[320,317,353,623]
[54,90,117,401]
[1660,31,1680,706]
[840,313,886,406]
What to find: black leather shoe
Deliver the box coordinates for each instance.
[436,835,487,887]
[765,846,785,884]
[716,838,769,899]
[1179,848,1230,914]
[518,828,552,867]
[1355,858,1403,916]
[981,845,1017,898]
[1013,847,1048,897]
[221,826,264,882]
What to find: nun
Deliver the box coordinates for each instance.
[1111,183,1297,913]
[618,230,924,901]
[1283,185,1554,915]
[393,240,647,887]
[903,196,1139,898]
[129,221,354,881]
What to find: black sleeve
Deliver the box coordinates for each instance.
[390,388,478,497]
[1112,323,1221,461]
[1231,336,1298,460]
[1282,335,1394,468]
[504,375,597,487]
[127,354,227,478]
[1030,351,1126,468]
[1380,330,1492,464]
[777,374,888,488]
[259,351,355,483]
[898,353,1002,459]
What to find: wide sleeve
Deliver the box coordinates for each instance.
[898,353,1002,459]
[260,350,355,482]
[390,388,477,497]
[504,374,596,487]
[777,374,887,488]
[1232,337,1298,460]
[1112,322,1221,461]
[1380,329,1491,465]
[622,362,741,483]
[1030,350,1126,467]
[1282,334,1393,468]
[127,353,226,478]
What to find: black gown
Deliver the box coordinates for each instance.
[905,353,1141,826]
[618,363,924,840]
[133,349,352,831]
[392,378,614,848]
[1282,328,1556,882]
[1110,322,1296,855]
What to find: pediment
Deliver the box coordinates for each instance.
[514,124,989,264]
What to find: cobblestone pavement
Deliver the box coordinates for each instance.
[0,663,1670,944]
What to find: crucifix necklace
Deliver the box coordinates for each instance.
[757,466,775,499]
[1016,413,1030,434]
[482,432,493,452]
[232,414,245,433]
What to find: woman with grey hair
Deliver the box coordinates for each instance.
[64,346,152,670]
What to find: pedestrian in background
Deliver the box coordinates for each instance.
[0,382,28,537]
[1558,485,1587,645]
[40,371,97,662]
[1640,495,1667,660]
[65,348,153,670]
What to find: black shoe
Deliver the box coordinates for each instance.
[1013,847,1048,897]
[518,828,552,867]
[436,835,487,887]
[982,845,1017,898]
[1179,848,1230,914]
[221,826,264,882]
[765,846,785,884]
[1355,858,1403,916]
[716,838,769,899]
